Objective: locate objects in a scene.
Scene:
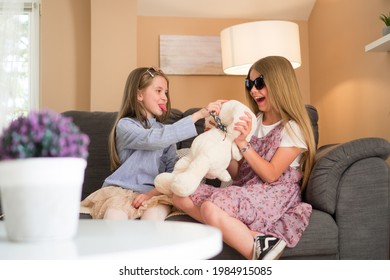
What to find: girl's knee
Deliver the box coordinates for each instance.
[200,201,219,224]
[200,200,213,212]
[103,207,128,220]
[141,204,171,221]
[172,195,189,210]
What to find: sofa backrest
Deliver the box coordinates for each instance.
[62,111,117,199]
[305,104,319,148]
[62,105,318,200]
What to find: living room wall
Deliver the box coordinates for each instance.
[40,0,138,112]
[41,0,91,111]
[40,0,390,157]
[309,0,390,149]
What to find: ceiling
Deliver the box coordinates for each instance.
[138,0,317,21]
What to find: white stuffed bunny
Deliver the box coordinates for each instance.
[154,100,257,197]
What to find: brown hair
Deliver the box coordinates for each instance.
[108,67,171,171]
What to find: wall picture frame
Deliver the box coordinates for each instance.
[159,34,224,75]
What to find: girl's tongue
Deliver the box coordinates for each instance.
[159,104,167,112]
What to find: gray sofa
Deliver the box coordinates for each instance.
[58,105,390,260]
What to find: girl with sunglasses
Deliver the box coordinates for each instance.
[81,67,223,220]
[173,56,316,260]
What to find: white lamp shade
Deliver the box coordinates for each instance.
[220,21,301,75]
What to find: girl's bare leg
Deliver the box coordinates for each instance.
[172,195,204,223]
[200,201,257,260]
[173,196,258,259]
[103,207,128,220]
[141,204,171,221]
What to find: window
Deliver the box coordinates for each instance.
[0,1,40,129]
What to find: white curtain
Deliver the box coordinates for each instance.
[0,0,25,130]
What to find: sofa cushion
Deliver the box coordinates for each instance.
[281,209,338,259]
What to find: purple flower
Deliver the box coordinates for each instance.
[0,110,90,160]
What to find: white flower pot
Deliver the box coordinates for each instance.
[0,157,86,242]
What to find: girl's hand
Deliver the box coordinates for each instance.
[132,188,162,209]
[204,99,228,117]
[132,193,151,209]
[234,111,253,145]
[192,100,228,122]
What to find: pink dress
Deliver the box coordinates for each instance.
[190,123,312,247]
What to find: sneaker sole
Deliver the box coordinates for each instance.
[262,240,286,260]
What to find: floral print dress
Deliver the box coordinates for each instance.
[190,123,312,247]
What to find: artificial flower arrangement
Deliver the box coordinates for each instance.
[0,109,89,160]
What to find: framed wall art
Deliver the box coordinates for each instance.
[159,34,224,75]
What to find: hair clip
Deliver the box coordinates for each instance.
[145,67,162,78]
[146,69,155,78]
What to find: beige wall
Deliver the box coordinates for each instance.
[41,0,390,155]
[41,0,137,112]
[309,0,390,149]
[90,0,137,111]
[41,0,91,111]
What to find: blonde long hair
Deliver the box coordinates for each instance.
[108,67,171,171]
[246,56,316,190]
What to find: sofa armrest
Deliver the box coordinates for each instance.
[305,137,390,259]
[306,137,390,214]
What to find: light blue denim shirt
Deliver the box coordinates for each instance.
[103,115,197,193]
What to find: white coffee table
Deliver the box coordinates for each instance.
[0,219,222,260]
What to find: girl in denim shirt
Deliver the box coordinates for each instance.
[82,67,223,220]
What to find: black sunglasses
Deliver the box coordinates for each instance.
[245,75,265,91]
